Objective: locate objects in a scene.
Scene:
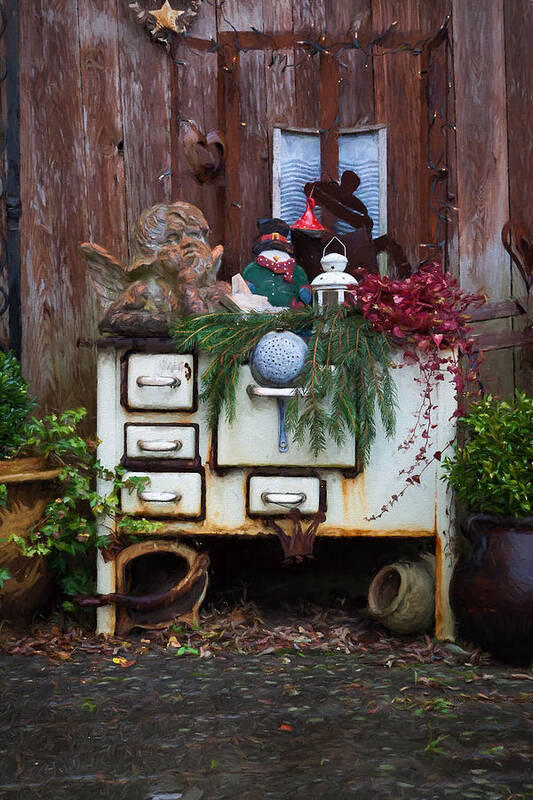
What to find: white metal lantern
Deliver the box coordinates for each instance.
[311,236,357,308]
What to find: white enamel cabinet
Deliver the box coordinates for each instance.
[96,338,456,640]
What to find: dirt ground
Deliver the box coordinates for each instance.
[1,604,532,800]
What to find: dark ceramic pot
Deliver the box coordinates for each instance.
[451,514,533,662]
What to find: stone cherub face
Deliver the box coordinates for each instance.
[81,201,229,335]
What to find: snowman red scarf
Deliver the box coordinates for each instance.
[256,254,296,283]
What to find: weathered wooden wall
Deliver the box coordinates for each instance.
[10,0,533,424]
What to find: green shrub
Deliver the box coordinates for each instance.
[442,391,533,517]
[0,372,162,606]
[0,350,36,457]
[6,408,162,602]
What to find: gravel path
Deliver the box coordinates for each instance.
[2,644,532,800]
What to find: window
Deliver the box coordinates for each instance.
[272,126,387,238]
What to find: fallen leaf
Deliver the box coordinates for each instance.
[112,656,136,668]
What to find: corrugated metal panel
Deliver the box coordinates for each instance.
[338,131,382,237]
[278,131,321,224]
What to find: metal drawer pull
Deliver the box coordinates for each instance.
[136,375,181,388]
[138,491,182,503]
[247,384,302,398]
[137,439,183,452]
[261,491,306,506]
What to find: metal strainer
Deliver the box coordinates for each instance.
[250,331,307,452]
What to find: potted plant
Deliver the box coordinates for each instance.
[442,391,533,660]
[0,350,155,620]
[0,350,61,618]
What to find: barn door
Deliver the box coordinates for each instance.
[170,2,451,282]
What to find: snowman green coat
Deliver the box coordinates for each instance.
[241,253,311,308]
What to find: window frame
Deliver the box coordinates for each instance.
[272,124,388,239]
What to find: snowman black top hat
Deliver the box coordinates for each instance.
[252,217,294,256]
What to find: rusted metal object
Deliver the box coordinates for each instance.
[84,542,209,635]
[95,342,457,640]
[263,510,326,564]
[79,551,209,612]
[180,119,226,184]
[292,171,411,281]
[502,220,533,319]
[469,220,533,351]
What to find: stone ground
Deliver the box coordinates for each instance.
[1,605,532,800]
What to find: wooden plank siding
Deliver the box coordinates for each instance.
[452,0,514,397]
[12,0,529,415]
[78,0,128,264]
[171,0,219,239]
[19,0,94,418]
[118,4,172,248]
[0,12,9,351]
[373,0,423,269]
[504,0,533,392]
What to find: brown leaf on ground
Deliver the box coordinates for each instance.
[0,602,494,668]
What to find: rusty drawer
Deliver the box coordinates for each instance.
[121,471,204,519]
[125,424,198,462]
[247,475,324,516]
[124,353,195,410]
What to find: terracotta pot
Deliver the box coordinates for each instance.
[451,514,533,661]
[0,456,60,620]
[367,554,435,634]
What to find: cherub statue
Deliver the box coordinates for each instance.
[81,201,230,335]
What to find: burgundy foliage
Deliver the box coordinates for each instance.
[351,263,486,519]
[354,262,485,354]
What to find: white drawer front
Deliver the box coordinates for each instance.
[121,471,203,518]
[126,354,194,410]
[248,476,322,515]
[125,425,197,460]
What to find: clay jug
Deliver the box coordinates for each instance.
[368,554,435,634]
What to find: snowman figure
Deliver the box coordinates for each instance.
[241,218,312,308]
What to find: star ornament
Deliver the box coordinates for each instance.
[151,1,186,34]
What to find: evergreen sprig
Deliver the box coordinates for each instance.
[172,306,396,462]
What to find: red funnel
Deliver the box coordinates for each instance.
[291,197,327,233]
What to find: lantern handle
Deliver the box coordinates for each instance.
[322,236,347,258]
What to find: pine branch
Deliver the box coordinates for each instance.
[171,306,397,464]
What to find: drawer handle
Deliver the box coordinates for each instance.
[137,439,183,453]
[261,491,306,507]
[247,384,301,398]
[136,375,181,388]
[138,490,182,503]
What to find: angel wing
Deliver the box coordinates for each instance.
[80,242,130,311]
